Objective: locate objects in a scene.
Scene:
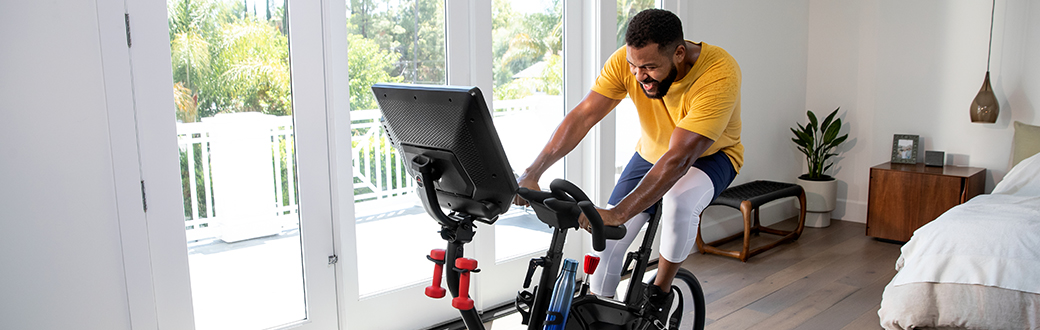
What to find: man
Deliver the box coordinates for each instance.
[512,8,742,323]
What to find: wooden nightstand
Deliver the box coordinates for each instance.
[866,162,986,242]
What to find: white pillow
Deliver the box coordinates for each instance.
[992,152,1040,196]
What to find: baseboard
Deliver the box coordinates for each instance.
[833,199,867,223]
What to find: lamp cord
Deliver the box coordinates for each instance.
[987,0,995,72]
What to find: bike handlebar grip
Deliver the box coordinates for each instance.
[583,254,600,275]
[549,179,590,203]
[577,201,626,251]
[601,225,627,240]
[517,187,554,204]
[543,198,579,215]
[452,258,477,310]
[425,249,446,299]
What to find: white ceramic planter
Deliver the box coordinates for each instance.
[796,177,837,228]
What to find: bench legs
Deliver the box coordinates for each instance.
[695,191,807,262]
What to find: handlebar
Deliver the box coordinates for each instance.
[517,179,626,251]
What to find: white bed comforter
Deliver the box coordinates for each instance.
[891,153,1040,293]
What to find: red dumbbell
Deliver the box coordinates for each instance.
[425,249,447,299]
[452,257,478,310]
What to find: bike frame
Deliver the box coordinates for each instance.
[420,166,666,330]
[517,201,663,329]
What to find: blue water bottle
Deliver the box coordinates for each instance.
[544,258,578,329]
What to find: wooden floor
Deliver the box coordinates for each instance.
[483,219,903,330]
[682,219,902,330]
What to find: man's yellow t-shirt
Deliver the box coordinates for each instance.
[591,42,743,173]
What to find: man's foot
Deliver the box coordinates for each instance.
[643,284,674,329]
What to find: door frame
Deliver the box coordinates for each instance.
[116,0,341,328]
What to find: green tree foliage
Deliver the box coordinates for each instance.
[348,0,445,87]
[616,0,656,48]
[168,0,291,121]
[347,34,403,111]
[217,19,291,115]
[491,0,562,100]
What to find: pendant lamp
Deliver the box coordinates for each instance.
[971,0,999,123]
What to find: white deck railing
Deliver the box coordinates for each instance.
[177,115,300,242]
[178,95,562,242]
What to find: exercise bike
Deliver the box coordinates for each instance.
[370,83,703,329]
[513,179,705,330]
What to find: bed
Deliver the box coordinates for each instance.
[879,121,1040,330]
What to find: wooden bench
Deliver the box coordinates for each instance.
[696,180,806,262]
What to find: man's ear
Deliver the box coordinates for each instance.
[672,42,685,63]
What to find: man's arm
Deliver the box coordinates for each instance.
[592,127,715,227]
[513,91,621,206]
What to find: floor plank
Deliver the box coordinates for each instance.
[745,281,859,329]
[841,304,884,330]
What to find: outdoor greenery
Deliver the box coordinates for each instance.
[617,0,656,48]
[490,0,562,100]
[168,0,630,217]
[169,0,291,123]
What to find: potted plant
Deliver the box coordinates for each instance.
[791,107,848,227]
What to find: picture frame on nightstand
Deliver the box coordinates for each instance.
[891,134,919,164]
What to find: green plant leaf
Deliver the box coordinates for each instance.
[807,111,818,134]
[820,107,839,134]
[791,137,807,148]
[793,107,849,178]
[797,123,815,146]
[791,127,811,146]
[823,119,840,142]
[830,134,848,148]
[795,122,807,134]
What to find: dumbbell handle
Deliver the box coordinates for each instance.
[452,258,478,310]
[425,249,446,299]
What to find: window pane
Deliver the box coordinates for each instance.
[169,0,305,328]
[346,0,447,297]
[491,0,563,261]
[614,0,656,184]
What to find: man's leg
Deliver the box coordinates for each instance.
[590,153,655,296]
[653,259,683,293]
[588,211,650,296]
[655,166,715,291]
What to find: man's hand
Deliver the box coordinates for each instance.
[577,206,628,233]
[512,172,540,206]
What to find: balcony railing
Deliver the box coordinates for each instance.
[178,95,562,243]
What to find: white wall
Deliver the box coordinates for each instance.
[682,1,811,186]
[806,0,1038,222]
[677,1,812,236]
[0,0,133,329]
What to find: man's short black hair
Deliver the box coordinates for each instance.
[625,9,684,53]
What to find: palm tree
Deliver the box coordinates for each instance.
[492,0,562,99]
[169,0,214,122]
[217,19,292,115]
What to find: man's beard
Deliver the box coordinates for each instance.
[640,66,678,99]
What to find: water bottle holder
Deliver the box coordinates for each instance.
[514,289,535,324]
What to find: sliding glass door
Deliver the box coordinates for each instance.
[131,0,338,329]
